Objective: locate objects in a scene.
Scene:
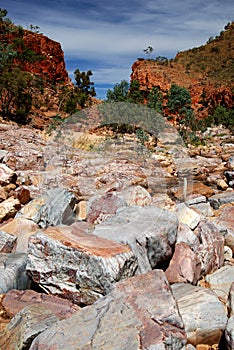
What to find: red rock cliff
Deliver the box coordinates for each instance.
[131,59,233,119]
[19,30,69,84]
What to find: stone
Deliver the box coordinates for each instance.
[217,179,229,190]
[0,253,29,293]
[213,205,234,253]
[0,304,58,350]
[2,289,79,320]
[165,242,201,284]
[195,219,224,276]
[205,265,234,304]
[224,171,234,188]
[0,231,17,253]
[228,156,234,169]
[171,283,228,346]
[225,316,234,350]
[0,186,7,203]
[209,190,234,209]
[94,205,178,274]
[0,197,21,223]
[227,282,234,317]
[87,192,126,224]
[0,165,17,186]
[16,187,78,228]
[120,185,151,206]
[175,183,215,200]
[190,202,214,217]
[0,217,38,253]
[176,222,200,251]
[176,203,201,230]
[30,270,186,350]
[14,186,31,204]
[26,223,137,305]
[76,200,87,221]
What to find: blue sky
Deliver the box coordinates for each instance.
[1,0,233,99]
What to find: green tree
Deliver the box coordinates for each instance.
[73,69,96,108]
[167,83,192,113]
[0,68,32,123]
[147,86,163,113]
[106,80,129,102]
[213,105,234,130]
[74,69,96,96]
[128,80,144,103]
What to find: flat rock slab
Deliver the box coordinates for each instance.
[0,253,29,294]
[16,188,78,228]
[94,205,178,274]
[209,190,234,209]
[171,283,228,346]
[205,265,234,304]
[30,270,186,350]
[26,223,137,305]
[0,304,58,350]
[2,289,79,320]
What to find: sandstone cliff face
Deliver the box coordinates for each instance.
[20,30,69,84]
[130,59,233,119]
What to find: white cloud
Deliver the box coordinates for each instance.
[1,0,233,99]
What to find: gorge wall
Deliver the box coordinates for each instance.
[19,30,70,84]
[131,59,233,119]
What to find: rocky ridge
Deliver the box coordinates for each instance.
[0,118,233,349]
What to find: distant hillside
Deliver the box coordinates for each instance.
[131,21,234,125]
[175,21,234,87]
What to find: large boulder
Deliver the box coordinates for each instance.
[16,188,78,228]
[0,304,58,350]
[94,205,178,274]
[30,270,187,350]
[26,223,137,305]
[171,283,228,346]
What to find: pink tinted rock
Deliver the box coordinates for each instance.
[165,242,201,284]
[87,192,126,223]
[195,219,224,276]
[2,289,79,320]
[30,270,186,350]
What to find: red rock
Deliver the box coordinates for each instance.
[165,242,201,284]
[2,289,79,320]
[14,186,31,205]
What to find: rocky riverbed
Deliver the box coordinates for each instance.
[0,116,233,349]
